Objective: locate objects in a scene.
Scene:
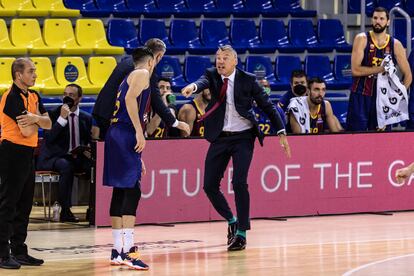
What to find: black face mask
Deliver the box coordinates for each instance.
[63,96,75,109]
[293,84,307,96]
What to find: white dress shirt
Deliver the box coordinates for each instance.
[221,70,253,131]
[57,107,80,152]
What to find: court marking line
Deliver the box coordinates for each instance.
[342,253,414,276]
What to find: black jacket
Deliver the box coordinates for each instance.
[194,68,285,145]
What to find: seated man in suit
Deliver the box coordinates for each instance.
[37,84,92,222]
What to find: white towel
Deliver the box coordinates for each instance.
[376,55,409,128]
[287,96,310,133]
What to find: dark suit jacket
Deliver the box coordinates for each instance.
[194,68,285,145]
[92,57,176,137]
[37,106,92,170]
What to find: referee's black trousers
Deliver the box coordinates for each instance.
[0,140,35,258]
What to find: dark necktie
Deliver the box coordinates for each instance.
[70,113,77,150]
[198,77,228,121]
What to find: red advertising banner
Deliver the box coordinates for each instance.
[95,132,414,227]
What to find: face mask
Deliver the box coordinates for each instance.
[293,84,307,96]
[63,96,75,109]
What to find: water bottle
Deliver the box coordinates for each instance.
[52,201,61,222]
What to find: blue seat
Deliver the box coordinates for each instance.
[200,19,231,53]
[347,0,376,16]
[107,19,139,54]
[274,56,302,90]
[288,19,334,53]
[145,0,193,18]
[318,19,352,53]
[260,19,304,53]
[273,0,316,17]
[243,0,288,17]
[126,0,157,16]
[186,0,217,15]
[334,55,352,89]
[245,56,278,89]
[230,19,275,54]
[305,55,345,89]
[169,19,206,54]
[406,0,414,16]
[95,0,136,17]
[392,18,414,48]
[139,19,174,53]
[207,0,244,17]
[376,0,404,11]
[184,56,212,83]
[156,56,187,91]
[63,0,111,17]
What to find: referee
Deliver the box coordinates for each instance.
[0,58,51,269]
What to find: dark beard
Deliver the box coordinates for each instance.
[372,24,387,34]
[310,97,323,105]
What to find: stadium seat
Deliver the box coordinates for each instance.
[206,0,241,17]
[305,55,344,89]
[347,0,375,16]
[33,0,80,17]
[0,57,14,95]
[273,0,316,17]
[376,0,404,11]
[75,19,124,55]
[107,19,139,54]
[10,19,60,55]
[406,0,414,16]
[143,0,191,18]
[139,19,174,53]
[230,19,275,54]
[244,0,289,17]
[245,56,278,89]
[392,18,414,48]
[317,19,352,52]
[170,19,206,54]
[0,1,16,16]
[31,57,63,95]
[1,0,48,17]
[200,19,231,53]
[55,57,100,94]
[0,19,26,55]
[186,0,218,16]
[275,56,302,90]
[334,55,352,89]
[259,19,304,53]
[184,56,212,83]
[288,19,334,53]
[95,0,137,17]
[156,56,187,92]
[43,19,93,55]
[88,56,117,88]
[63,0,111,17]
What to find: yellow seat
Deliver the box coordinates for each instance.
[0,19,26,55]
[75,19,124,55]
[1,0,48,17]
[44,19,93,56]
[88,57,117,88]
[10,19,60,55]
[33,0,80,17]
[30,57,63,95]
[0,1,16,16]
[55,57,100,95]
[0,58,15,95]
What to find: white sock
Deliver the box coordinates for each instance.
[112,229,123,253]
[123,228,135,251]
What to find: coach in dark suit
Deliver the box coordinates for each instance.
[93,38,186,139]
[37,84,92,222]
[182,45,291,251]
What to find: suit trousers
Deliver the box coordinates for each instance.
[0,140,35,257]
[203,131,254,231]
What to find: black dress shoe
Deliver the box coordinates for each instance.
[227,222,238,245]
[13,254,44,266]
[0,255,21,269]
[227,235,246,251]
[60,209,80,223]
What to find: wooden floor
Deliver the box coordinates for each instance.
[6,212,414,275]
